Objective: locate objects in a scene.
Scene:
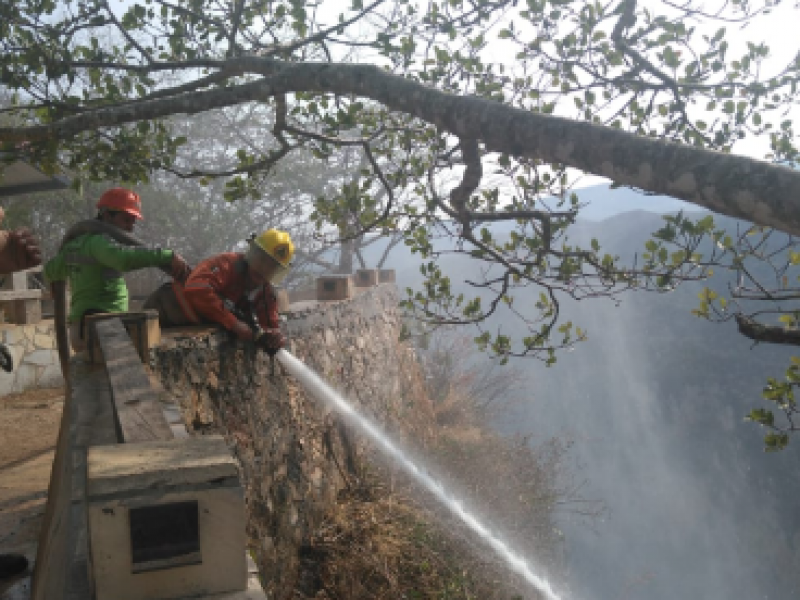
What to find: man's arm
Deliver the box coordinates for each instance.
[85,234,173,272]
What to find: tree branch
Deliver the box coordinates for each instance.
[103,0,154,64]
[3,57,800,235]
[259,0,388,58]
[735,315,800,346]
[226,0,246,58]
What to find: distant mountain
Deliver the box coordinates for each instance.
[571,183,698,221]
[355,209,800,600]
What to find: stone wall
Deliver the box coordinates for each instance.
[0,320,63,393]
[150,284,435,599]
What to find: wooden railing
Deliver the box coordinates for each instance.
[0,265,43,324]
[93,318,173,443]
[30,314,264,600]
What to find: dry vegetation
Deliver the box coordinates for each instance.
[0,386,63,466]
[293,333,587,599]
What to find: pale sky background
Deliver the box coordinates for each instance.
[76,0,800,211]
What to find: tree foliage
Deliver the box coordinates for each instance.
[2,0,800,443]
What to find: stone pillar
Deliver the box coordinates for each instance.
[354,269,380,287]
[316,275,353,301]
[378,269,396,284]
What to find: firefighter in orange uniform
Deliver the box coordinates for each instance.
[144,229,293,354]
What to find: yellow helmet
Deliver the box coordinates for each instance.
[246,228,294,283]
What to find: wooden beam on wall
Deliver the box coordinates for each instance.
[94,318,173,443]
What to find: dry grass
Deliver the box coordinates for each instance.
[0,386,64,408]
[294,391,571,600]
[297,476,499,600]
[0,386,64,467]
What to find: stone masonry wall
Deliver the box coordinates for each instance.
[150,284,436,599]
[0,320,63,393]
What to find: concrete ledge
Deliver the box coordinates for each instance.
[86,437,238,498]
[316,275,353,301]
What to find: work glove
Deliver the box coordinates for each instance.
[230,320,254,342]
[0,227,42,274]
[255,328,285,356]
[170,253,192,282]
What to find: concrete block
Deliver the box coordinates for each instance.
[316,275,353,301]
[37,363,64,387]
[2,327,22,344]
[354,269,379,287]
[87,436,247,600]
[34,333,54,349]
[13,362,37,392]
[378,269,396,283]
[23,348,55,366]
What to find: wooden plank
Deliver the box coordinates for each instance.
[85,310,160,364]
[94,317,173,443]
[0,289,43,300]
[31,360,117,600]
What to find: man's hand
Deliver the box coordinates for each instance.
[170,253,191,282]
[0,227,42,275]
[230,320,254,342]
[256,328,285,356]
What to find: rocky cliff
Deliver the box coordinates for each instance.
[150,284,436,598]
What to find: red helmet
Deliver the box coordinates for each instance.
[96,188,144,220]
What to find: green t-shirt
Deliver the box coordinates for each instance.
[44,233,173,323]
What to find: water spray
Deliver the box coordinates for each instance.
[276,349,562,600]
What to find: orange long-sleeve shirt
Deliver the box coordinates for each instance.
[182,253,279,331]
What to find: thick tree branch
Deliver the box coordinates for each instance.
[736,315,800,346]
[449,138,482,225]
[2,57,800,235]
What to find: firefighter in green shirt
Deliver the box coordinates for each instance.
[44,187,190,353]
